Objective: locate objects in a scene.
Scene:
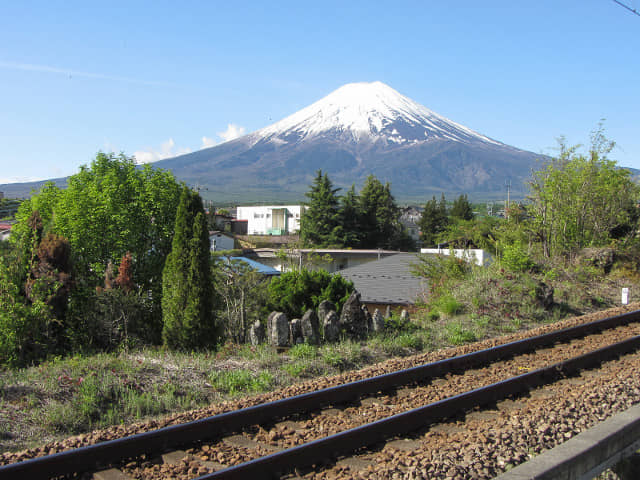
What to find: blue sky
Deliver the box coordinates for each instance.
[1,0,639,184]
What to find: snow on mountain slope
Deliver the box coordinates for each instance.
[257,81,502,146]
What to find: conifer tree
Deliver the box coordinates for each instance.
[300,170,341,247]
[162,188,218,349]
[358,175,402,249]
[338,184,362,247]
[419,194,449,247]
[450,194,474,221]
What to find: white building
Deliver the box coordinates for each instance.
[236,205,303,235]
[420,248,492,266]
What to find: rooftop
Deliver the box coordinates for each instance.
[338,253,427,306]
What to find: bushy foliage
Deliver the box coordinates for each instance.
[0,257,56,367]
[501,241,535,272]
[411,251,471,291]
[7,153,183,356]
[529,125,639,258]
[25,233,73,319]
[266,268,354,319]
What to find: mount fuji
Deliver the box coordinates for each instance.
[0,82,543,202]
[156,81,541,202]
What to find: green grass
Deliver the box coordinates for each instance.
[209,369,274,395]
[444,321,477,345]
[288,343,317,360]
[368,330,432,357]
[319,340,367,370]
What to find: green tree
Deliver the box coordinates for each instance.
[300,170,342,247]
[162,188,219,349]
[10,153,183,346]
[529,127,638,257]
[419,194,449,247]
[338,184,362,247]
[450,194,474,222]
[51,153,182,293]
[358,175,406,249]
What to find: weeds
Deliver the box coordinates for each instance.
[288,343,317,360]
[209,369,273,395]
[444,321,477,345]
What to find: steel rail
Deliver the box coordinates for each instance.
[0,310,638,479]
[200,334,640,479]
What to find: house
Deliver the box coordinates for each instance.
[210,212,234,230]
[209,231,235,251]
[399,206,422,243]
[338,253,427,312]
[236,205,303,235]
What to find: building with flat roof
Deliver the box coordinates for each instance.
[236,205,302,235]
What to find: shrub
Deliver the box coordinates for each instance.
[266,268,353,319]
[501,241,534,272]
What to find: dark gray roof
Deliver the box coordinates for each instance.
[338,253,427,305]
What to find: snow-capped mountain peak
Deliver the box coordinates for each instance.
[258,81,501,146]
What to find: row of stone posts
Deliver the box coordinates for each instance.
[248,291,411,347]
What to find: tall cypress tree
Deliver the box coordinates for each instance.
[162,188,218,349]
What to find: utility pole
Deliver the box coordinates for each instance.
[504,180,512,220]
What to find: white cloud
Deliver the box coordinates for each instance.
[133,138,192,164]
[134,125,248,162]
[217,123,246,143]
[198,124,247,150]
[201,136,217,149]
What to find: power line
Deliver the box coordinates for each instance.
[612,0,640,17]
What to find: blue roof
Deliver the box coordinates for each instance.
[225,256,281,276]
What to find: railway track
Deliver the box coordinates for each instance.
[2,310,640,479]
